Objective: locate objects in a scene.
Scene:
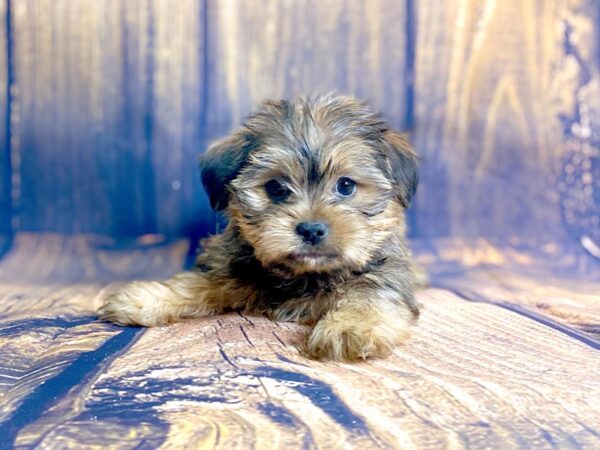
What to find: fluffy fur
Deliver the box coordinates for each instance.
[98,94,420,361]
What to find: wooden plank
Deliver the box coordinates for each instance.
[413,237,600,338]
[148,0,212,236]
[555,3,600,249]
[0,233,189,285]
[411,0,600,244]
[0,233,189,321]
[0,0,11,242]
[10,0,212,236]
[438,267,600,337]
[5,289,599,448]
[0,319,129,418]
[0,233,188,444]
[204,0,411,141]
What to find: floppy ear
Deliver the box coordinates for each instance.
[199,131,259,211]
[381,131,419,208]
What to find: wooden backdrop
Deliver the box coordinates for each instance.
[0,0,597,252]
[0,2,599,448]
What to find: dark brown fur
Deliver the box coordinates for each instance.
[98,94,420,361]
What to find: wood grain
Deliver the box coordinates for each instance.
[0,0,10,238]
[5,0,411,238]
[413,237,600,338]
[411,0,599,245]
[0,233,189,321]
[438,267,600,336]
[0,233,189,285]
[10,0,213,236]
[0,319,124,418]
[554,2,600,249]
[204,0,410,142]
[7,290,600,449]
[0,233,189,445]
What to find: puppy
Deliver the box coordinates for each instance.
[98,94,420,361]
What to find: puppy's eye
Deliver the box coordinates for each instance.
[336,177,357,197]
[265,179,291,202]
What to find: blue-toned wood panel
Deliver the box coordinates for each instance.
[1,0,598,252]
[8,0,412,238]
[10,0,211,237]
[203,0,412,142]
[0,0,11,248]
[412,0,600,249]
[557,3,600,250]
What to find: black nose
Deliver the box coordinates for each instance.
[296,221,329,245]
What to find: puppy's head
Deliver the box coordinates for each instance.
[200,95,418,274]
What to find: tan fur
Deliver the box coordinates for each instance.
[98,94,420,361]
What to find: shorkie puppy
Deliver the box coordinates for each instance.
[98,94,419,361]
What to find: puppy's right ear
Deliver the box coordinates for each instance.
[200,131,258,211]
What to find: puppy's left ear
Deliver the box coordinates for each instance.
[200,131,258,211]
[381,131,419,208]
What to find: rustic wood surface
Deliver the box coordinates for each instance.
[0,233,189,320]
[4,0,413,237]
[413,238,600,339]
[9,0,212,236]
[204,0,410,142]
[436,267,600,338]
[0,0,598,448]
[4,292,600,449]
[0,234,599,449]
[412,0,600,244]
[0,0,10,239]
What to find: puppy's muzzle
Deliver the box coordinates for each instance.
[296,221,329,245]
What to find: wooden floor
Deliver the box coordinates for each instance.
[0,234,599,449]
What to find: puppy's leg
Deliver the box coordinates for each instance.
[98,271,218,327]
[304,289,418,361]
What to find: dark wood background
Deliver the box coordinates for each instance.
[0,0,598,247]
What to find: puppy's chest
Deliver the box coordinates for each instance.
[263,274,335,307]
[228,255,338,307]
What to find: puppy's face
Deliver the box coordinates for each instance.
[201,95,418,274]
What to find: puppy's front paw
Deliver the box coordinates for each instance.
[98,281,173,327]
[304,308,410,361]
